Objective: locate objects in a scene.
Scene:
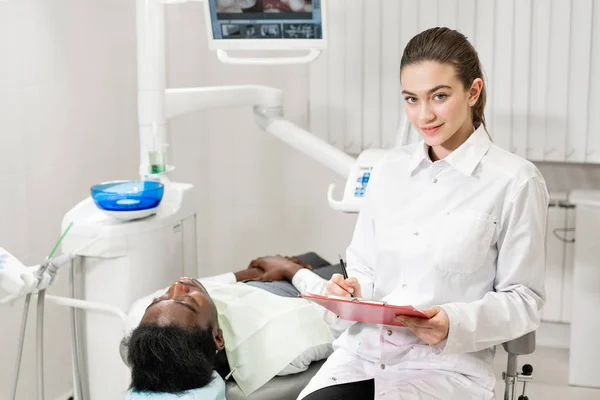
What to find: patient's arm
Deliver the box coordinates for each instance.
[247,255,312,281]
[202,268,263,285]
[247,254,328,294]
[202,255,315,285]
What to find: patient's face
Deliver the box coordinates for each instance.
[141,278,218,331]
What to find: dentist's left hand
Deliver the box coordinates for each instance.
[396,306,450,345]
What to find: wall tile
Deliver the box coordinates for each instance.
[0,88,26,175]
[0,173,29,257]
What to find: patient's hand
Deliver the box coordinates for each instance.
[247,255,312,281]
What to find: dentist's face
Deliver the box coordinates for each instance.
[401,61,481,154]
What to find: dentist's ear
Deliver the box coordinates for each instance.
[468,78,484,107]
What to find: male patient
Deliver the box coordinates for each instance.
[124,253,339,399]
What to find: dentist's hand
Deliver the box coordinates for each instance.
[325,273,362,298]
[396,306,450,345]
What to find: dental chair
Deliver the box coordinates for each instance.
[225,331,536,400]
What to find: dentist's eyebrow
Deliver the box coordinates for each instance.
[402,85,452,96]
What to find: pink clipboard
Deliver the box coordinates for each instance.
[299,293,429,327]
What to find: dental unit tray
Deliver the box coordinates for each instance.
[90,180,164,220]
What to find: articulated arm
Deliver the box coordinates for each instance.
[0,249,49,304]
[161,85,356,180]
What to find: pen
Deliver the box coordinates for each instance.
[338,254,354,298]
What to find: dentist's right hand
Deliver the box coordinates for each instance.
[326,273,362,298]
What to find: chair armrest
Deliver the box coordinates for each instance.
[502,331,536,355]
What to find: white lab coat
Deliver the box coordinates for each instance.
[297,126,549,399]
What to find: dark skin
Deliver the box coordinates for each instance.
[140,255,313,351]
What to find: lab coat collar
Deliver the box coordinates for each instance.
[408,124,491,176]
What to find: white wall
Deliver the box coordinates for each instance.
[164,3,357,279]
[0,0,139,398]
[0,1,355,398]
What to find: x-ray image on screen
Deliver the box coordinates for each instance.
[215,0,313,13]
[209,0,322,40]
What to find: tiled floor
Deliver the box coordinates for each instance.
[492,346,600,399]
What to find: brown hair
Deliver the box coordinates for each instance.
[400,27,487,130]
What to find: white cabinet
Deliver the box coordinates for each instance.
[567,190,600,388]
[542,193,576,323]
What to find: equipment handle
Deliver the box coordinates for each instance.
[216,49,321,65]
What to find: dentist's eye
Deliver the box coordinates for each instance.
[405,97,418,104]
[434,93,447,101]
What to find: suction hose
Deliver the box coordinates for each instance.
[36,289,46,400]
[9,290,47,400]
[9,293,32,400]
[69,257,85,400]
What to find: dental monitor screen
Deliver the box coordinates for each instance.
[205,0,326,50]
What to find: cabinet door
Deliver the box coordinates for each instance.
[560,205,576,323]
[543,201,567,322]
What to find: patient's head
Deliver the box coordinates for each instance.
[126,278,225,393]
[142,277,221,330]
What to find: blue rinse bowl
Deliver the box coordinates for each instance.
[91,180,164,212]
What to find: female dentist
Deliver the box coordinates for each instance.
[298,27,549,400]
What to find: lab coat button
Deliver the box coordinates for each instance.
[402,284,407,289]
[433,178,438,183]
[386,329,392,336]
[380,364,386,370]
[413,231,419,236]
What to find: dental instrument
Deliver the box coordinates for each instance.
[4,223,80,400]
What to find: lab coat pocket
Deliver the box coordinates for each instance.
[405,344,457,369]
[433,210,496,276]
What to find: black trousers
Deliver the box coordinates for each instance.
[301,379,375,400]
